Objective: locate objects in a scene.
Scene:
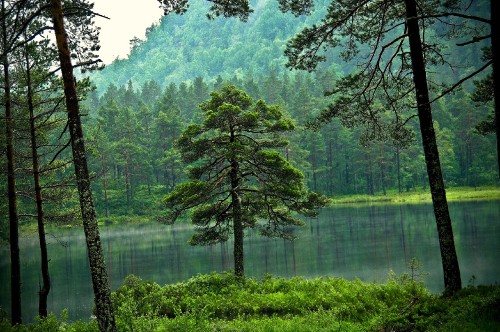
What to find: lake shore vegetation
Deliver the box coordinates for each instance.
[1,271,499,331]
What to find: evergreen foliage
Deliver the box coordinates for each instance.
[164,85,327,276]
[89,0,332,90]
[83,71,497,220]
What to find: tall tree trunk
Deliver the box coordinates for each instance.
[2,0,21,324]
[396,146,402,194]
[25,45,51,318]
[125,156,131,209]
[379,145,386,196]
[102,157,110,217]
[491,0,500,179]
[50,1,116,330]
[230,131,244,277]
[404,0,461,295]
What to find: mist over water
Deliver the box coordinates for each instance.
[1,200,499,322]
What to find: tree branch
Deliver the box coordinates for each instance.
[429,60,492,104]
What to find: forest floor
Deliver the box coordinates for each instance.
[2,272,499,331]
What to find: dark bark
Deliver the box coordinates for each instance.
[230,130,244,277]
[492,0,500,179]
[404,0,461,295]
[25,45,51,318]
[2,0,22,324]
[50,0,117,330]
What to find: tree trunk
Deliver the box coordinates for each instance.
[396,146,402,194]
[50,1,117,330]
[404,0,461,295]
[379,145,386,196]
[230,131,244,277]
[125,156,131,209]
[102,157,110,217]
[2,0,21,324]
[25,45,51,318]
[491,0,500,179]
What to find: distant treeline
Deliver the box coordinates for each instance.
[83,68,496,217]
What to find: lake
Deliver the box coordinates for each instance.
[1,200,499,322]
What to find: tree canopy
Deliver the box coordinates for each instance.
[164,85,327,276]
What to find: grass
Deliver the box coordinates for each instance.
[329,186,500,205]
[2,271,499,331]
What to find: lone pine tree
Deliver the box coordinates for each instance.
[164,85,327,277]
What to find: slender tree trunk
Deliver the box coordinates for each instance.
[396,146,402,194]
[404,0,461,295]
[491,0,500,179]
[2,0,21,323]
[327,130,334,195]
[379,145,386,196]
[171,127,177,188]
[25,45,51,318]
[125,157,131,208]
[50,1,116,330]
[230,130,244,277]
[102,157,109,217]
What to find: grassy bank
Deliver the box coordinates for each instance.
[2,272,499,331]
[330,186,500,205]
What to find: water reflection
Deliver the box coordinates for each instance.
[0,200,499,322]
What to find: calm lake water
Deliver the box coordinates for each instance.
[1,200,499,322]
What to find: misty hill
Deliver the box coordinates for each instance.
[90,0,332,91]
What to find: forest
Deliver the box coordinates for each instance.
[1,0,499,331]
[80,0,497,218]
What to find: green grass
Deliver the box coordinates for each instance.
[2,272,499,331]
[329,186,500,205]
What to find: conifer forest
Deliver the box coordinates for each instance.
[1,0,499,331]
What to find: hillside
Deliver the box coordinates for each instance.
[89,0,331,91]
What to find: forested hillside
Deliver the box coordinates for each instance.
[89,0,335,90]
[82,0,496,218]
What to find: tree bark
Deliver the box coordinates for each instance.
[230,130,244,277]
[102,157,110,217]
[50,0,117,330]
[491,0,500,179]
[404,0,461,295]
[2,0,22,323]
[25,45,51,318]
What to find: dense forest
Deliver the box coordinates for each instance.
[79,0,496,218]
[1,0,498,330]
[83,70,496,218]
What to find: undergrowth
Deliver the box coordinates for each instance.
[1,272,499,331]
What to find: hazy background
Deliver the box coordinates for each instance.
[93,0,163,64]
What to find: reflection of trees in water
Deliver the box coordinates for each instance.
[399,205,408,265]
[5,201,499,321]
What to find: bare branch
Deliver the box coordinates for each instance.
[429,60,492,104]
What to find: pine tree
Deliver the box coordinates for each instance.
[164,85,327,277]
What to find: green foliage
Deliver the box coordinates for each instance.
[112,272,429,321]
[4,273,500,331]
[108,273,500,332]
[90,0,330,89]
[164,85,327,249]
[0,310,98,332]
